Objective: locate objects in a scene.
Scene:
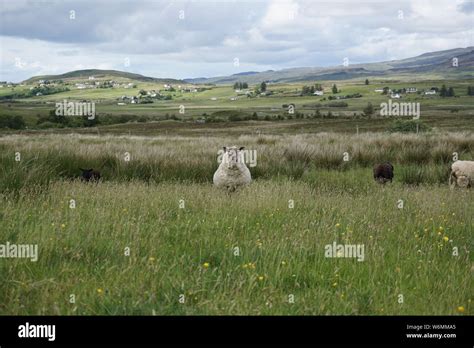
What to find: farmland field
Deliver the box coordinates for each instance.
[1,51,474,317]
[2,78,474,132]
[0,132,472,315]
[2,2,474,346]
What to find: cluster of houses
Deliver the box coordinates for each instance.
[232,89,276,99]
[118,90,159,104]
[234,89,252,95]
[164,84,200,93]
[374,86,438,99]
[0,80,14,88]
[115,83,205,105]
[37,80,54,87]
[164,83,208,93]
[180,86,199,93]
[76,81,100,89]
[0,82,25,88]
[29,80,57,96]
[75,78,136,90]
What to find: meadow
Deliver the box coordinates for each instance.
[0,132,472,315]
[2,77,474,132]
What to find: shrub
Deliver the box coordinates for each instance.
[387,119,431,133]
[0,115,26,129]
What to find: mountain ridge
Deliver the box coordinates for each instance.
[184,47,474,84]
[22,47,474,85]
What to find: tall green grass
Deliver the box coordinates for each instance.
[0,132,472,192]
[0,180,471,315]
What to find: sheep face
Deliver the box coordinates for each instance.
[457,175,471,188]
[222,146,245,169]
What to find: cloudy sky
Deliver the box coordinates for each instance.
[1,0,473,82]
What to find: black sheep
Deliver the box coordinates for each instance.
[79,168,101,182]
[373,162,394,184]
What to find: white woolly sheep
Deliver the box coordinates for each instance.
[213,146,251,192]
[449,160,474,188]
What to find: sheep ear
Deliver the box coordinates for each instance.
[239,147,245,151]
[223,147,227,152]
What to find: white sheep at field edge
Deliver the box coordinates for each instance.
[449,160,474,188]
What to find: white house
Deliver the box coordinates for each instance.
[424,90,436,95]
[314,91,324,96]
[374,88,384,92]
[210,97,217,101]
[390,93,401,99]
[406,87,417,93]
[88,76,95,80]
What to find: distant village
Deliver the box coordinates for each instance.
[374,86,439,99]
[0,76,207,101]
[0,76,451,103]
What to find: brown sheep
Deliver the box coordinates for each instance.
[373,162,394,184]
[79,168,101,182]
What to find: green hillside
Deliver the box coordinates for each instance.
[23,69,184,84]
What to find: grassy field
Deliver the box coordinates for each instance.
[0,74,473,315]
[1,77,473,131]
[0,133,472,315]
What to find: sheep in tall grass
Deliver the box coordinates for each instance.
[373,162,394,184]
[79,168,101,182]
[449,160,474,188]
[213,146,251,192]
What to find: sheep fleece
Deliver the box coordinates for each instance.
[451,160,474,187]
[213,162,251,190]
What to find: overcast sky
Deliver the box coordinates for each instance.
[1,0,473,82]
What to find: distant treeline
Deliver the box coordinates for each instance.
[233,82,249,90]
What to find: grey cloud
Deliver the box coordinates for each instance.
[0,0,472,82]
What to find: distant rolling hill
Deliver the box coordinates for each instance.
[22,47,474,86]
[23,69,184,84]
[184,47,474,84]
